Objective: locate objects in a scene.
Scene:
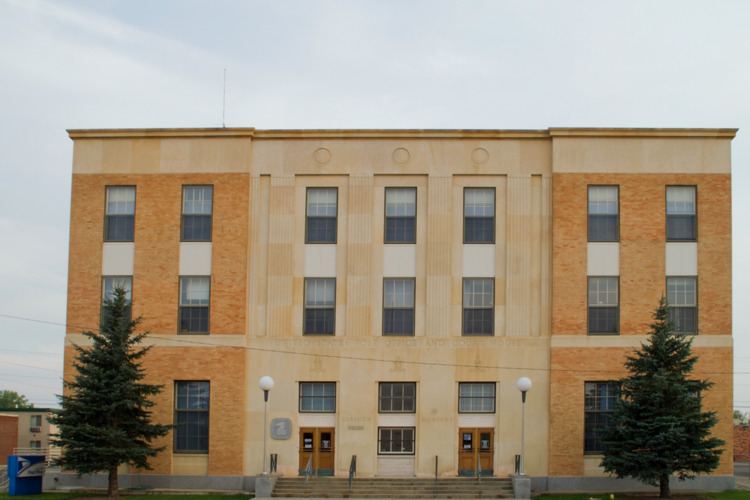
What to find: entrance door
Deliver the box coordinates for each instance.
[299,427,335,476]
[458,428,493,476]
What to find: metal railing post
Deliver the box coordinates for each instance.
[348,455,357,491]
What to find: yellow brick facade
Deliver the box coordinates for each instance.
[63,127,734,482]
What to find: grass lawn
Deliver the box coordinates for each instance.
[534,492,749,500]
[0,495,251,500]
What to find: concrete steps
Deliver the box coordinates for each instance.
[271,477,513,498]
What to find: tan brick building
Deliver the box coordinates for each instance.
[62,127,735,490]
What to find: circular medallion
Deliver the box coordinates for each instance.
[471,147,489,165]
[392,147,411,165]
[313,147,331,164]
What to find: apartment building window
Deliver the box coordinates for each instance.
[383,278,415,336]
[585,381,619,454]
[379,382,416,413]
[588,186,619,242]
[378,427,415,455]
[182,186,213,241]
[385,187,416,243]
[463,278,494,335]
[667,277,698,334]
[29,441,41,449]
[304,278,335,335]
[588,277,619,334]
[179,277,210,334]
[174,381,209,453]
[29,415,42,432]
[104,186,135,242]
[299,382,336,412]
[458,382,496,413]
[464,188,495,243]
[102,276,132,321]
[306,188,338,243]
[667,186,697,241]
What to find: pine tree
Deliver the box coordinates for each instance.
[50,288,170,498]
[601,297,724,498]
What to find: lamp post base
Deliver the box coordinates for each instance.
[512,474,531,499]
[255,474,276,498]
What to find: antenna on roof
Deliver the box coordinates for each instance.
[222,68,227,128]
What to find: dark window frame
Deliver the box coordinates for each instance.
[384,187,417,244]
[666,275,699,335]
[181,185,214,242]
[462,277,495,336]
[174,380,210,454]
[382,278,416,336]
[458,382,496,414]
[378,382,417,414]
[666,185,698,242]
[303,277,336,336]
[298,382,337,413]
[101,275,133,324]
[584,380,620,455]
[103,185,136,242]
[463,187,496,244]
[377,426,416,455]
[305,187,339,244]
[587,185,620,242]
[587,276,620,335]
[178,276,211,335]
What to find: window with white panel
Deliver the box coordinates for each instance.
[385,187,416,243]
[462,278,494,335]
[464,188,495,244]
[588,186,618,242]
[666,186,696,241]
[383,278,415,336]
[182,185,213,241]
[667,276,697,334]
[306,188,338,243]
[179,276,210,334]
[104,186,135,242]
[102,276,132,322]
[588,277,619,334]
[304,278,336,335]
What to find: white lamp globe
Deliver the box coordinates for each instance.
[259,375,275,391]
[516,376,532,393]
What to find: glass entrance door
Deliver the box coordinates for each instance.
[458,427,493,476]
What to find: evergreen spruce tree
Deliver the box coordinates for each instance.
[601,297,723,498]
[51,288,170,498]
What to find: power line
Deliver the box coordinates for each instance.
[1,312,749,376]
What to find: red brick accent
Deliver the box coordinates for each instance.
[735,424,750,462]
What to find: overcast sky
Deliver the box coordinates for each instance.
[0,0,748,410]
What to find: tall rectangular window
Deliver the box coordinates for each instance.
[179,277,210,334]
[306,188,338,243]
[588,277,619,334]
[464,188,495,243]
[174,381,209,453]
[104,186,135,241]
[379,382,416,413]
[385,187,416,243]
[458,382,496,413]
[299,382,336,412]
[29,415,42,432]
[378,427,415,455]
[588,186,618,242]
[304,278,335,335]
[463,278,494,335]
[667,186,697,241]
[667,276,697,334]
[584,381,619,454]
[102,276,132,321]
[383,278,415,336]
[182,186,213,241]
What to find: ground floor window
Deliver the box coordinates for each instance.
[174,381,210,453]
[458,382,496,413]
[378,427,415,455]
[584,381,619,453]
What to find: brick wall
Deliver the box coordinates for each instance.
[552,173,731,336]
[0,414,19,458]
[67,173,249,335]
[736,424,750,462]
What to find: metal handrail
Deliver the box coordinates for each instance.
[476,453,482,481]
[434,455,438,480]
[348,455,356,491]
[304,455,313,481]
